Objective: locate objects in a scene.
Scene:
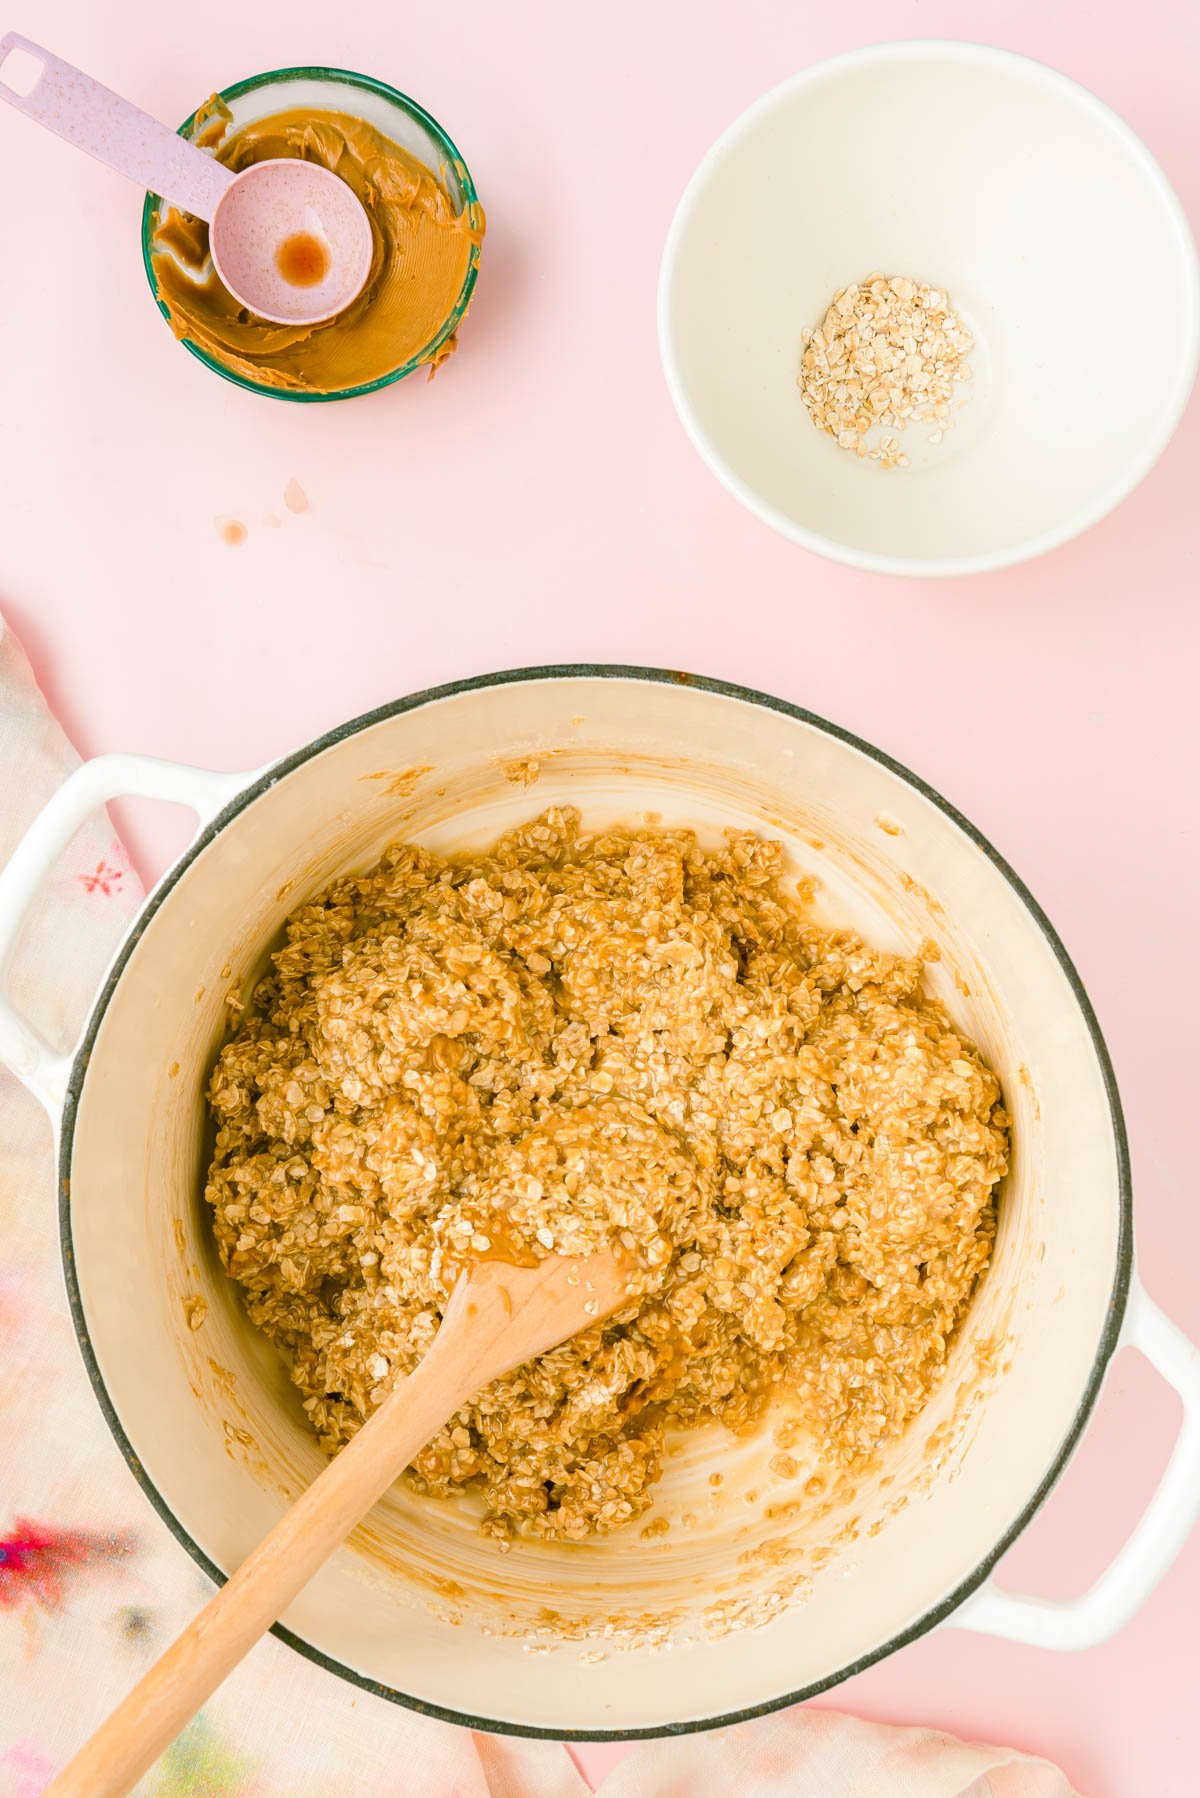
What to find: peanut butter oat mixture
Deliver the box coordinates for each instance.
[206,810,1007,1541]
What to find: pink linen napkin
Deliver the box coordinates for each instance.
[0,610,1081,1797]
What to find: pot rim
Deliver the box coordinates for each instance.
[58,663,1133,1741]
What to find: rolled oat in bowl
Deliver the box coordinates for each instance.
[799,274,973,467]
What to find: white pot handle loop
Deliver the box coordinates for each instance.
[0,752,252,1116]
[953,1274,1200,1650]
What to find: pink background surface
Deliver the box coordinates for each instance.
[2,2,1198,1794]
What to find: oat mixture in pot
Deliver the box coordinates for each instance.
[206,809,1008,1541]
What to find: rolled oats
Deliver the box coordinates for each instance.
[206,809,1007,1540]
[799,274,973,466]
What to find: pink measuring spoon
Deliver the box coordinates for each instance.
[0,34,373,326]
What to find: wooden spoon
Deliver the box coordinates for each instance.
[48,1248,631,1798]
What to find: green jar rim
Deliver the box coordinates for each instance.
[140,65,483,403]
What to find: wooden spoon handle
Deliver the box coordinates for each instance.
[47,1338,468,1798]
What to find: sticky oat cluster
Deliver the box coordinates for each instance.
[206,810,1007,1540]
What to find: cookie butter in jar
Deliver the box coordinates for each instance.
[142,67,484,401]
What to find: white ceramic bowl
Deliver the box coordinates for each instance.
[659,42,1200,576]
[1,670,1197,1737]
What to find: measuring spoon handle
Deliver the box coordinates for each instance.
[0,32,232,220]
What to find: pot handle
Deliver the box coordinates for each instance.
[0,752,252,1116]
[951,1274,1200,1651]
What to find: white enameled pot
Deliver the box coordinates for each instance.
[1,668,1197,1738]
